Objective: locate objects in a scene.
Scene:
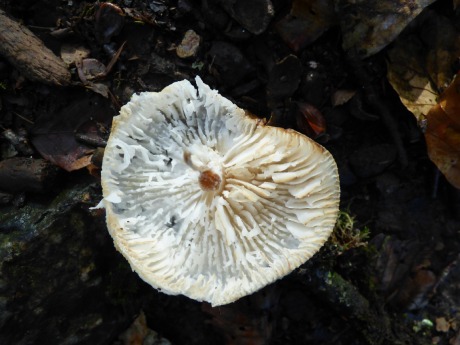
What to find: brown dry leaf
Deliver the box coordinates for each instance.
[336,0,435,58]
[79,58,106,81]
[276,0,335,52]
[76,42,125,99]
[85,82,110,98]
[387,37,438,122]
[436,317,450,333]
[296,102,326,139]
[331,89,356,106]
[423,14,460,91]
[425,73,460,189]
[60,44,91,65]
[31,94,115,172]
[387,11,460,123]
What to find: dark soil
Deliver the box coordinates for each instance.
[0,1,459,345]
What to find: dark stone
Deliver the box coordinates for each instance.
[217,0,274,35]
[201,0,231,31]
[207,41,254,87]
[267,55,302,100]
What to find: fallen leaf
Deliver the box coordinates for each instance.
[276,0,335,52]
[60,44,91,65]
[436,317,450,333]
[85,82,110,98]
[387,37,438,122]
[336,0,435,58]
[79,58,106,81]
[295,102,326,139]
[331,89,356,107]
[31,93,115,171]
[423,14,460,91]
[425,73,460,189]
[387,11,460,123]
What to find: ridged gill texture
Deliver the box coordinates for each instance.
[101,77,340,306]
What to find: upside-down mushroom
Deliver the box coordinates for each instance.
[101,77,340,306]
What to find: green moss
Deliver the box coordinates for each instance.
[330,210,370,254]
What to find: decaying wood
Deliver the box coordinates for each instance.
[0,157,60,193]
[0,9,71,86]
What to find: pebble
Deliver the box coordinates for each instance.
[207,41,254,87]
[267,54,302,100]
[176,30,201,59]
[218,0,274,35]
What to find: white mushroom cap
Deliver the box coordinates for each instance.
[101,77,340,306]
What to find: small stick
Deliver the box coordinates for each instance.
[0,9,71,86]
[0,157,60,193]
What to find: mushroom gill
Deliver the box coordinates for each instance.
[101,76,340,306]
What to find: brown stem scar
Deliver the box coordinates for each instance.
[199,170,221,191]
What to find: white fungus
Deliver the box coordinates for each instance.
[101,77,340,306]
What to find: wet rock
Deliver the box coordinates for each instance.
[217,0,274,35]
[0,181,148,345]
[176,30,201,59]
[201,0,230,31]
[207,41,254,87]
[349,144,397,178]
[267,54,302,100]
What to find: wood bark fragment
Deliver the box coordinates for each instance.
[0,9,71,86]
[0,157,60,193]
